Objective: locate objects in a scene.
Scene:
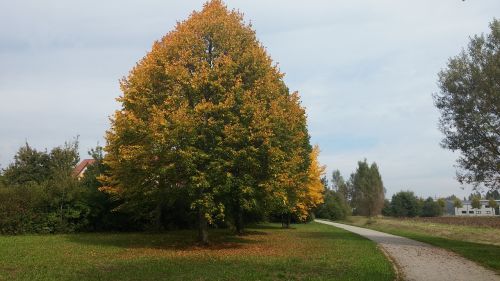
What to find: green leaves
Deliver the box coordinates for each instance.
[103,0,313,237]
[351,160,385,217]
[435,19,500,190]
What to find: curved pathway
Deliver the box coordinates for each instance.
[315,219,500,281]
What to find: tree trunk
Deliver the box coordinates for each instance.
[235,208,244,235]
[283,213,291,228]
[154,201,163,231]
[198,209,209,245]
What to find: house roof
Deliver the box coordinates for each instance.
[72,159,96,177]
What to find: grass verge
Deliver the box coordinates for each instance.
[342,216,500,272]
[0,222,394,281]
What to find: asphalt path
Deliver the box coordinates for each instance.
[315,219,500,281]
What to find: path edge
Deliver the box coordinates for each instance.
[377,243,404,281]
[315,219,403,281]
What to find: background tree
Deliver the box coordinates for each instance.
[453,197,463,209]
[351,160,385,217]
[332,169,351,203]
[488,198,498,213]
[471,195,482,209]
[437,198,446,214]
[381,199,392,216]
[2,143,51,185]
[390,191,420,217]
[421,197,442,217]
[490,200,499,208]
[485,190,500,200]
[101,0,311,242]
[315,190,350,221]
[434,19,500,190]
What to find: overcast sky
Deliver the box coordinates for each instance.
[1,0,499,198]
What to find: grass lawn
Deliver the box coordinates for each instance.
[0,222,394,281]
[342,216,500,272]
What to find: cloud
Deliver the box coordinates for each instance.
[1,0,499,198]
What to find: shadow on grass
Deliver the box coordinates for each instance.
[246,223,295,230]
[65,228,262,251]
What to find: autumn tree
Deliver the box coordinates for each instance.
[351,160,385,217]
[434,19,500,190]
[102,0,311,243]
[293,145,325,222]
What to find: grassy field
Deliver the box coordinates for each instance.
[343,216,500,272]
[0,222,394,281]
[407,216,500,228]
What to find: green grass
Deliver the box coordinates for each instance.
[342,216,500,272]
[0,222,394,281]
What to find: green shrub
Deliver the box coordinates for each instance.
[421,197,442,217]
[315,190,351,220]
[390,191,421,217]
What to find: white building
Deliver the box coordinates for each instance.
[455,199,499,216]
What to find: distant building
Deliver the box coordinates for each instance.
[454,199,499,216]
[72,159,96,179]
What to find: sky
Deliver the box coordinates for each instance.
[1,0,499,198]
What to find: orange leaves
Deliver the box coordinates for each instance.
[306,145,326,207]
[102,0,314,232]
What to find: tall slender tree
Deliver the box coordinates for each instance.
[351,160,385,217]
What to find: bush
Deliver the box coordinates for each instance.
[0,184,42,234]
[315,190,351,220]
[0,177,94,234]
[421,197,442,217]
[381,199,392,216]
[390,191,420,217]
[0,141,115,234]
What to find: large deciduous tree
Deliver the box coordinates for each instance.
[434,19,500,190]
[102,0,311,243]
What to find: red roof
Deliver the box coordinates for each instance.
[73,159,96,177]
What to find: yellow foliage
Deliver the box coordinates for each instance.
[295,145,325,221]
[101,0,313,229]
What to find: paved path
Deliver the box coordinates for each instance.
[315,219,500,281]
